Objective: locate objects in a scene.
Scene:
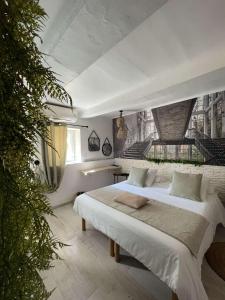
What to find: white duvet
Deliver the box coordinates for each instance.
[73,181,225,300]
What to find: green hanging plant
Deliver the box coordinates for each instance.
[0,1,72,299]
[145,157,204,166]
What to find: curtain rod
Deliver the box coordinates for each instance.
[45,101,75,109]
[49,121,88,128]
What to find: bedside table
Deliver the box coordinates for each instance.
[113,172,129,183]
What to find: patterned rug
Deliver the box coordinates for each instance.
[206,242,225,281]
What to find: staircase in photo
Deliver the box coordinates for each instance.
[121,139,152,159]
[121,98,196,160]
[194,131,225,166]
[120,97,225,165]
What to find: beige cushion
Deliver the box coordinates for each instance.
[154,174,171,183]
[170,171,203,201]
[200,176,215,201]
[114,192,148,208]
[127,167,148,187]
[145,169,157,187]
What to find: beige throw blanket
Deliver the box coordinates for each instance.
[87,186,209,257]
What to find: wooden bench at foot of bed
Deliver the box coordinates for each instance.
[81,218,179,300]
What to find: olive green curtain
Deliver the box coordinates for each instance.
[42,124,67,189]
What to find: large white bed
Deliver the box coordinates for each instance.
[73,181,225,300]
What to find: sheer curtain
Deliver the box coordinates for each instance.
[42,124,67,189]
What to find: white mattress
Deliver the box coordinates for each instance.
[73,181,225,300]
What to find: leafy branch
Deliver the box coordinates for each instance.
[0,1,72,299]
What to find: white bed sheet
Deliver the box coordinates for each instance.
[73,181,225,300]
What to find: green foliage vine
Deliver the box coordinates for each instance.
[145,157,203,166]
[0,1,72,299]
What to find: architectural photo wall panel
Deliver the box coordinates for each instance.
[113,91,225,166]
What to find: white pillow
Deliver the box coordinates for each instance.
[200,176,210,201]
[169,171,202,201]
[145,169,157,187]
[154,174,170,183]
[127,167,148,187]
[167,183,172,193]
[168,174,214,201]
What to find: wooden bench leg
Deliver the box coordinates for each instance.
[82,218,86,231]
[109,239,115,257]
[114,242,120,262]
[172,292,179,300]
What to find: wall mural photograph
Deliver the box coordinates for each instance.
[113,91,225,166]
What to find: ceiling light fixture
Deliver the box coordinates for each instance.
[116,110,128,140]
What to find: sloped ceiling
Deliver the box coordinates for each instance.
[40,0,225,118]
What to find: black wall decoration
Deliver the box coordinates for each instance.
[102,138,112,156]
[88,130,100,151]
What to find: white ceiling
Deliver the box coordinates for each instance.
[40,0,225,118]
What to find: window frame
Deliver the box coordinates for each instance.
[66,127,81,164]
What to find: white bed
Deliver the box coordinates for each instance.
[73,181,225,300]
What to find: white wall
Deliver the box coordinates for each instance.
[78,116,113,161]
[47,159,115,207]
[47,115,114,207]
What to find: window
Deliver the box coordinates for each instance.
[66,128,81,163]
